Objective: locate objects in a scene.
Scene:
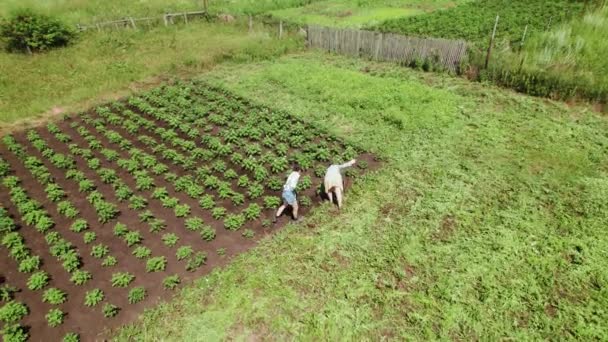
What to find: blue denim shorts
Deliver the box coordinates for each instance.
[282,190,297,205]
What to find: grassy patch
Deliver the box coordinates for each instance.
[268,0,464,28]
[0,22,300,126]
[114,53,608,340]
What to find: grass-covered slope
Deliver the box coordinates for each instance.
[269,0,467,28]
[0,23,298,126]
[373,0,584,46]
[488,5,608,102]
[115,53,608,340]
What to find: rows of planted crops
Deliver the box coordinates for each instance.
[0,81,375,341]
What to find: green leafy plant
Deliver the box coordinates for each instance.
[63,332,79,342]
[138,210,154,223]
[161,196,179,209]
[146,256,167,272]
[27,271,49,290]
[200,226,216,241]
[185,217,204,231]
[129,195,147,210]
[83,231,96,244]
[174,204,191,218]
[0,301,28,323]
[198,194,215,210]
[45,183,65,202]
[217,248,226,256]
[242,229,255,239]
[186,251,207,272]
[102,255,117,267]
[1,323,28,342]
[111,272,134,288]
[224,169,238,179]
[102,303,119,318]
[148,218,166,233]
[300,196,312,207]
[18,255,40,273]
[70,270,91,286]
[247,183,264,199]
[45,308,65,327]
[237,175,250,188]
[113,223,128,237]
[264,196,281,209]
[211,207,226,220]
[132,246,151,259]
[127,287,146,304]
[162,233,179,247]
[88,243,109,259]
[70,219,88,233]
[78,179,95,193]
[124,231,142,247]
[297,175,312,191]
[84,289,104,307]
[0,285,17,302]
[163,275,181,290]
[42,288,66,305]
[176,246,193,261]
[224,214,246,231]
[243,203,262,220]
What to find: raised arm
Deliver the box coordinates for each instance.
[338,159,356,169]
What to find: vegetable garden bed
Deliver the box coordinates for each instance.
[0,81,378,341]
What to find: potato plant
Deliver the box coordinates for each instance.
[84,289,104,307]
[45,308,65,327]
[127,287,146,304]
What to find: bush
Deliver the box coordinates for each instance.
[0,9,77,53]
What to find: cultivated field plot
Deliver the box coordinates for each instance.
[0,82,377,341]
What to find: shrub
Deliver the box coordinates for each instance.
[198,194,215,209]
[111,272,134,288]
[91,244,110,259]
[63,332,79,342]
[146,256,167,272]
[243,203,262,220]
[163,275,180,290]
[18,255,40,273]
[1,323,28,341]
[224,214,246,231]
[263,196,281,209]
[70,270,91,286]
[242,229,255,239]
[0,9,76,53]
[102,256,117,267]
[45,308,64,327]
[0,285,17,302]
[162,233,179,247]
[211,207,226,220]
[70,219,88,233]
[185,217,204,231]
[176,246,193,260]
[132,246,151,259]
[0,301,28,323]
[124,231,142,246]
[174,204,190,218]
[27,271,49,290]
[200,226,216,241]
[42,288,66,305]
[113,223,128,237]
[102,303,119,318]
[148,218,166,233]
[186,252,207,272]
[84,289,104,307]
[83,231,96,244]
[127,287,146,304]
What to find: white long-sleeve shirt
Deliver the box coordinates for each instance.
[283,171,300,192]
[324,160,356,192]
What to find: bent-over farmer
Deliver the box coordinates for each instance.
[324,159,356,209]
[273,163,302,222]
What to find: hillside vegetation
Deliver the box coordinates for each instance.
[373,0,584,46]
[269,0,468,28]
[116,53,608,340]
[487,5,608,103]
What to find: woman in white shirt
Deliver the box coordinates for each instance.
[324,159,356,209]
[273,163,301,222]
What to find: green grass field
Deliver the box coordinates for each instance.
[269,0,465,28]
[114,53,608,340]
[0,21,299,128]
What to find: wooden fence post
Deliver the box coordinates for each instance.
[484,15,499,69]
[184,13,188,25]
[519,24,528,51]
[129,17,136,29]
[279,21,283,39]
[374,33,383,60]
[163,14,168,26]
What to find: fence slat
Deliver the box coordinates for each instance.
[308,26,468,73]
